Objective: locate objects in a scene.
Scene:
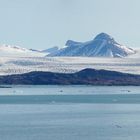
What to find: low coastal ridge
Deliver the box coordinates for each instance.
[0,68,140,85]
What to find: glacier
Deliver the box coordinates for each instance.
[0,53,139,75]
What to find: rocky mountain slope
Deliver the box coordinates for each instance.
[49,33,135,57]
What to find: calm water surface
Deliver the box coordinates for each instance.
[0,86,140,140]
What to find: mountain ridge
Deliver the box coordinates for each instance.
[49,33,136,57]
[0,33,136,58]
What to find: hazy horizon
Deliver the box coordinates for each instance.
[0,0,140,49]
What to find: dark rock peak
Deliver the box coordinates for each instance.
[94,32,114,41]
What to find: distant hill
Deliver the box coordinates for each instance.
[0,68,140,85]
[49,33,135,57]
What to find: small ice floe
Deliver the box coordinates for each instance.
[13,90,23,94]
[112,99,118,102]
[121,90,131,93]
[115,125,122,128]
[59,90,63,93]
[13,90,16,93]
[51,101,56,104]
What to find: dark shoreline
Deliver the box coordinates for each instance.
[0,86,12,88]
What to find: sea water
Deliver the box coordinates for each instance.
[0,86,140,140]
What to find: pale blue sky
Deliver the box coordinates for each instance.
[0,0,139,49]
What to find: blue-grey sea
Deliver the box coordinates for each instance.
[0,86,140,140]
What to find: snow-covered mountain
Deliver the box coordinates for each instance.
[0,44,46,57]
[42,46,59,54]
[49,33,136,57]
